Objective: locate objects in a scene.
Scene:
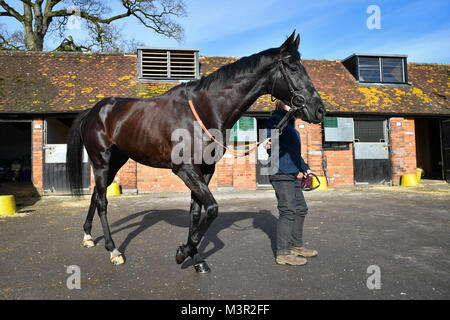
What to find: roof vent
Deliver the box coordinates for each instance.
[137,47,199,81]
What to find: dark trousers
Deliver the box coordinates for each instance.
[270,174,308,256]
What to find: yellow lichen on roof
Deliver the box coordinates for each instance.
[358,87,395,108]
[81,87,93,94]
[411,87,433,103]
[118,75,132,81]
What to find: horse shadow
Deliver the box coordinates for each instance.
[94,209,277,268]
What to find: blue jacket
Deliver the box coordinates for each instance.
[265,109,310,175]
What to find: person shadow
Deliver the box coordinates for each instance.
[94,209,277,268]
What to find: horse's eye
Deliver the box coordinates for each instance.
[289,65,299,72]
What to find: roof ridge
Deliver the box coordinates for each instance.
[0,50,134,57]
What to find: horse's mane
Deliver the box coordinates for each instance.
[189,48,278,91]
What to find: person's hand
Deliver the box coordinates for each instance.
[262,138,271,150]
[305,169,313,177]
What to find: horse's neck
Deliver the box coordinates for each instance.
[211,69,270,131]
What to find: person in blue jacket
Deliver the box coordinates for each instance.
[263,100,318,266]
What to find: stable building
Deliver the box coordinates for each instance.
[0,49,448,196]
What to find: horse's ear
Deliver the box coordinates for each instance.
[280,30,296,50]
[294,34,300,50]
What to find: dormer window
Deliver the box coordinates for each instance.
[137,47,199,81]
[343,54,408,84]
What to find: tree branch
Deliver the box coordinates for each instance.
[0,0,24,21]
[43,0,62,16]
[48,9,132,24]
[0,11,13,17]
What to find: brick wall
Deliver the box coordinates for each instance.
[231,146,257,190]
[137,164,189,193]
[323,144,354,186]
[216,151,234,189]
[117,159,137,193]
[296,118,354,186]
[389,118,417,185]
[32,118,43,193]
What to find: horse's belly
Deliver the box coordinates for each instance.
[129,154,172,169]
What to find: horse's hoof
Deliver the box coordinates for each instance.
[175,245,187,265]
[82,239,95,248]
[194,261,211,274]
[110,254,125,265]
[110,249,125,265]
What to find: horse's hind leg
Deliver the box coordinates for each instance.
[90,146,128,265]
[82,187,98,248]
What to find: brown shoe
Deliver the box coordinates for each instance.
[291,246,318,257]
[276,253,307,266]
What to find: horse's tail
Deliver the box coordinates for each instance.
[66,109,91,197]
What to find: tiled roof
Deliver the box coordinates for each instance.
[0,51,448,115]
[0,51,139,113]
[303,59,449,115]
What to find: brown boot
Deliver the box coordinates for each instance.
[291,246,318,257]
[276,253,307,266]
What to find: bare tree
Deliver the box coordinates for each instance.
[0,0,186,51]
[0,23,26,50]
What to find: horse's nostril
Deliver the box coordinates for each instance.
[317,107,326,119]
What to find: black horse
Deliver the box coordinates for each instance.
[66,31,325,272]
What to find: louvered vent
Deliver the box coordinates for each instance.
[138,47,199,81]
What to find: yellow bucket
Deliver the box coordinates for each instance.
[0,195,17,215]
[106,182,121,197]
[312,176,328,191]
[416,168,423,182]
[401,174,419,187]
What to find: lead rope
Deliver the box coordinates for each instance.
[188,100,266,158]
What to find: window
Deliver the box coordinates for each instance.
[137,47,199,81]
[342,54,407,84]
[354,120,386,142]
[358,56,406,84]
[381,58,403,83]
[359,57,381,82]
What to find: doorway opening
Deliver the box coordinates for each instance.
[415,118,444,179]
[0,120,38,198]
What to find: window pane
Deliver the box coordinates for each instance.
[354,120,385,142]
[382,58,403,83]
[358,57,380,82]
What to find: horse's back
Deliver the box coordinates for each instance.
[82,94,188,168]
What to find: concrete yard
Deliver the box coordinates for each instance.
[0,180,449,300]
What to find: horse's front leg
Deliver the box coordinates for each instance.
[173,164,217,273]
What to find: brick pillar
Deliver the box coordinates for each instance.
[306,123,323,175]
[32,118,44,193]
[216,151,234,189]
[389,118,417,185]
[233,146,256,190]
[296,119,309,162]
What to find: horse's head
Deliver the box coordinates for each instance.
[269,31,326,124]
